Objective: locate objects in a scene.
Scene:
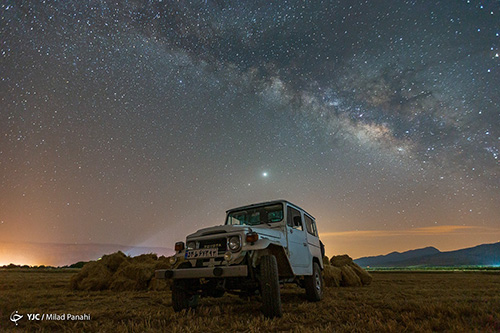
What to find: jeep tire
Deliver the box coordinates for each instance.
[172,279,199,312]
[259,255,283,318]
[304,262,323,301]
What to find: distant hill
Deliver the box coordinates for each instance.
[354,246,440,267]
[354,242,500,267]
[0,242,174,267]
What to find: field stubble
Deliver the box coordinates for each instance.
[1,270,500,332]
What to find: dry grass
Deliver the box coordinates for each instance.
[1,269,500,332]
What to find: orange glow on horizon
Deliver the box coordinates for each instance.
[320,225,500,259]
[1,225,500,266]
[320,225,500,238]
[0,244,52,266]
[0,256,46,267]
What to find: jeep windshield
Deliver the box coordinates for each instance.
[226,203,283,226]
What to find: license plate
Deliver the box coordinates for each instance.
[185,248,218,259]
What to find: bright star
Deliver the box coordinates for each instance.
[262,172,268,177]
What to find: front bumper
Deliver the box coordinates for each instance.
[155,265,248,279]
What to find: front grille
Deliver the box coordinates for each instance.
[198,238,227,252]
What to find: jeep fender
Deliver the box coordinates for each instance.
[250,244,294,278]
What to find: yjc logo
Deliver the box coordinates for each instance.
[10,311,23,326]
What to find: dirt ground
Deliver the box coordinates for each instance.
[1,269,500,332]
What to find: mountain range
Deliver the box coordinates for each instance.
[354,242,500,267]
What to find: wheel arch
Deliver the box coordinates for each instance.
[251,244,294,278]
[313,256,324,270]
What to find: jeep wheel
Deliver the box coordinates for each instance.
[259,255,283,318]
[172,279,199,312]
[304,262,323,301]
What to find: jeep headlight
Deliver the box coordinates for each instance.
[186,241,196,250]
[228,236,241,252]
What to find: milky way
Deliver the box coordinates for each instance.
[1,1,499,260]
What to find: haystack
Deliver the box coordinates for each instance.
[350,262,373,285]
[100,251,128,271]
[322,265,342,287]
[340,265,362,287]
[70,251,172,291]
[324,254,372,287]
[70,261,113,291]
[330,254,354,267]
[110,261,154,291]
[322,255,330,266]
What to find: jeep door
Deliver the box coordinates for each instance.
[303,214,323,269]
[286,206,313,275]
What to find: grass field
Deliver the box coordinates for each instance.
[1,269,500,332]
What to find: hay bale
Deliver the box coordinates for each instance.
[70,252,127,291]
[350,263,373,286]
[148,277,171,291]
[322,256,330,266]
[99,251,127,272]
[154,255,172,270]
[340,265,362,287]
[70,251,162,291]
[323,265,342,287]
[327,254,372,287]
[111,261,155,290]
[109,276,137,291]
[70,251,175,291]
[70,262,113,291]
[330,254,354,267]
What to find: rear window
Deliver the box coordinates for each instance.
[304,215,318,236]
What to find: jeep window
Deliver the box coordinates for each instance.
[304,215,318,236]
[226,204,283,226]
[287,206,303,230]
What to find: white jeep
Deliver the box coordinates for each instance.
[155,200,324,318]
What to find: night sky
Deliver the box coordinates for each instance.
[1,1,499,265]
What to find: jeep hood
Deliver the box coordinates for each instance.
[187,224,282,240]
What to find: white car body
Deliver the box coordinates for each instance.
[157,200,323,279]
[155,200,325,317]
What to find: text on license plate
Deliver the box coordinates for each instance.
[185,248,218,259]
